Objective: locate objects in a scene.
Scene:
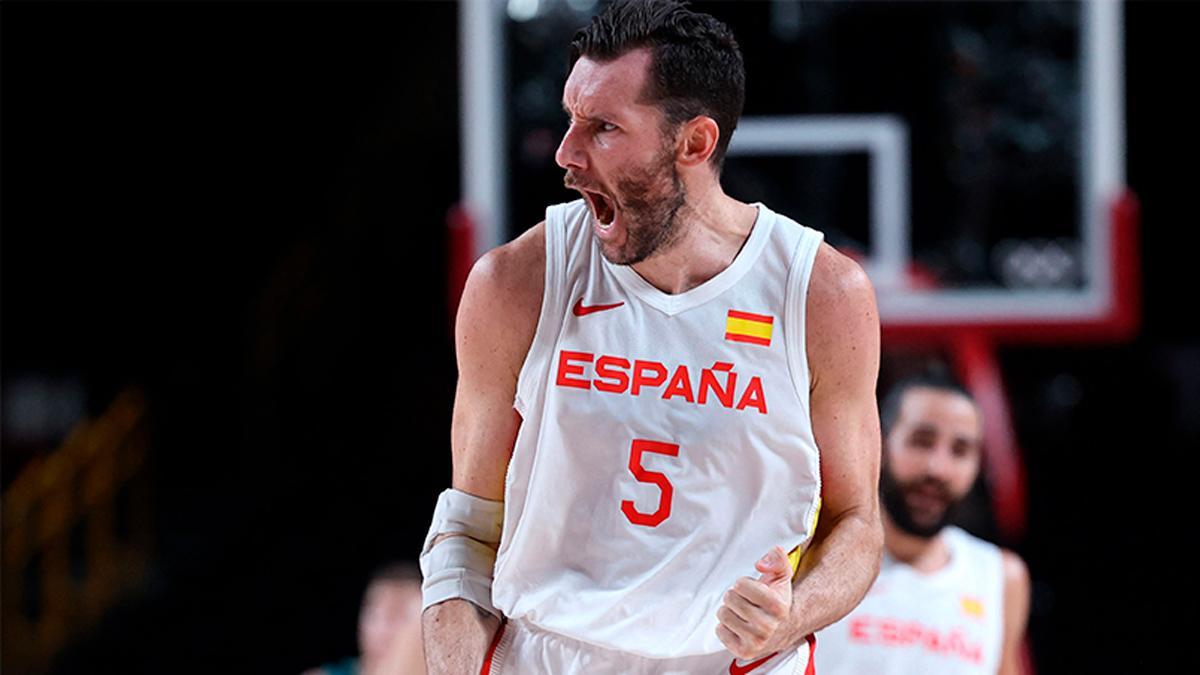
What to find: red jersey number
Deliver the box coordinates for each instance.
[621,439,680,527]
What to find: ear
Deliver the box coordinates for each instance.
[675,115,721,168]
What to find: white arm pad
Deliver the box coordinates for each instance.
[419,488,504,617]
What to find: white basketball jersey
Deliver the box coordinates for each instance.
[491,199,825,659]
[815,526,1006,675]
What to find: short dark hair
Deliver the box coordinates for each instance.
[368,561,421,586]
[568,0,745,171]
[879,369,976,438]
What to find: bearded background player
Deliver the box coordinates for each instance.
[420,1,883,673]
[814,372,1031,675]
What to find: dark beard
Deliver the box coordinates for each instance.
[609,152,686,265]
[879,465,961,539]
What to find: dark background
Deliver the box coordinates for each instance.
[2,1,1198,674]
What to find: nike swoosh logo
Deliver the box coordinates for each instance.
[572,298,625,316]
[729,651,779,675]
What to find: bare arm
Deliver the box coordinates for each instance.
[997,550,1032,675]
[421,224,545,675]
[784,243,885,639]
[716,243,884,660]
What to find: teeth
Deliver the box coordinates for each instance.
[586,190,615,228]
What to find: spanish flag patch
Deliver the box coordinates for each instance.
[725,309,774,347]
[961,596,986,619]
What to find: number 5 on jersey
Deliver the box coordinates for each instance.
[621,439,680,527]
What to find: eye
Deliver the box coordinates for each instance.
[597,121,618,133]
[907,432,936,450]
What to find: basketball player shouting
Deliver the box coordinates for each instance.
[421,2,883,672]
[814,373,1032,675]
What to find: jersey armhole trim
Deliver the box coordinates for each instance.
[783,228,824,413]
[783,225,825,553]
[514,207,566,412]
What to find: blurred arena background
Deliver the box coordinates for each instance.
[2,1,1197,673]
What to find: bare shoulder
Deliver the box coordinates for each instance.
[456,222,546,377]
[805,242,879,384]
[464,221,545,311]
[1001,549,1031,592]
[807,242,876,318]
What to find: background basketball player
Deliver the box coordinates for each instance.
[815,372,1031,674]
[303,563,426,675]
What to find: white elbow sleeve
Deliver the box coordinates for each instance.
[419,488,504,617]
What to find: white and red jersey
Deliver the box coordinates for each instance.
[491,199,825,659]
[815,526,1006,675]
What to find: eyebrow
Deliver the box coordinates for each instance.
[562,102,592,120]
[562,102,617,122]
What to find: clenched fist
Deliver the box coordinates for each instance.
[716,545,795,661]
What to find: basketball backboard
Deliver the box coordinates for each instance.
[463,0,1136,344]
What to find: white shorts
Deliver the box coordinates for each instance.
[481,618,816,675]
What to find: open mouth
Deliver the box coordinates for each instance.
[581,189,616,227]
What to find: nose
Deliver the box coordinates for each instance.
[925,444,955,482]
[555,123,587,172]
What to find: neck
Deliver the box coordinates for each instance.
[883,511,953,574]
[629,185,757,295]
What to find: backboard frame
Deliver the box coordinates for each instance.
[460,0,1136,344]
